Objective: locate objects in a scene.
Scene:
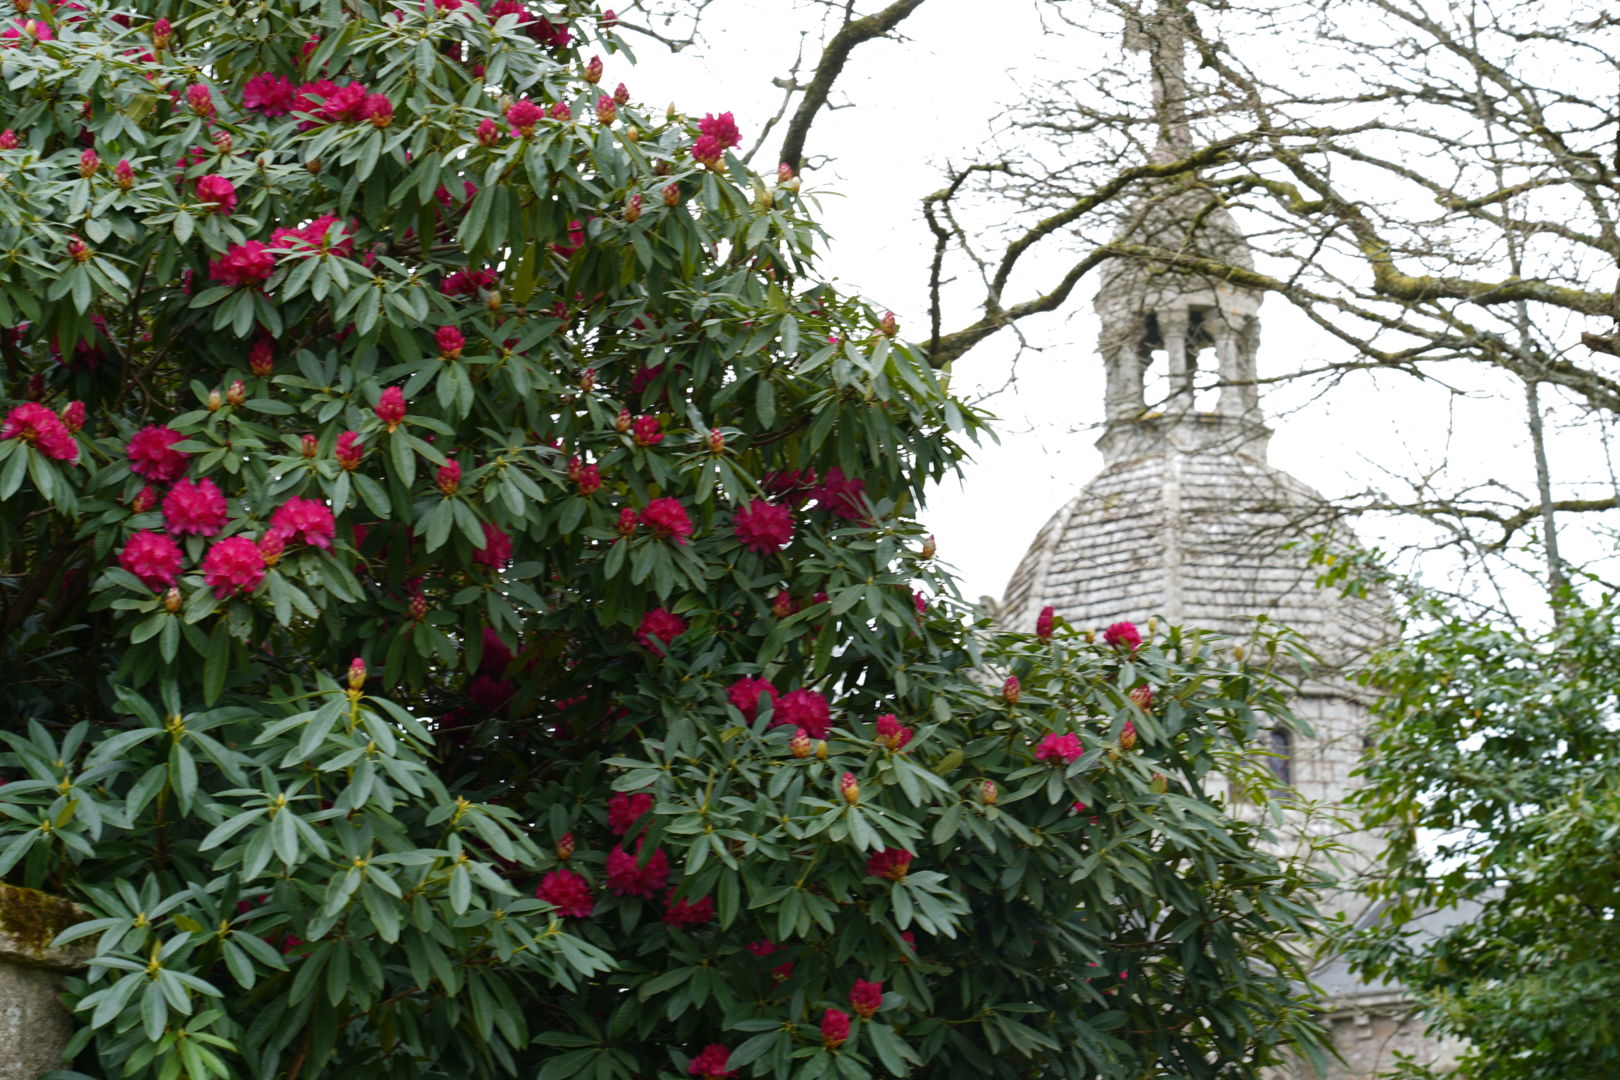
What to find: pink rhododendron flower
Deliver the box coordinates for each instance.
[698,112,741,150]
[687,1045,737,1080]
[60,401,84,434]
[874,713,912,751]
[636,607,686,651]
[771,689,830,739]
[607,792,653,835]
[732,499,793,554]
[436,459,461,495]
[162,478,228,537]
[467,674,514,713]
[812,467,867,520]
[744,939,777,957]
[118,531,183,590]
[604,841,668,898]
[243,73,297,116]
[269,496,335,549]
[2,403,77,461]
[866,848,913,881]
[639,497,691,544]
[472,521,512,569]
[194,174,236,213]
[271,214,354,256]
[505,98,543,135]
[663,891,714,927]
[726,676,777,723]
[534,869,593,918]
[130,485,159,514]
[1035,732,1083,764]
[374,387,406,430]
[1104,620,1142,651]
[441,267,498,296]
[576,462,601,495]
[186,83,214,116]
[364,93,393,127]
[316,82,370,122]
[209,242,275,288]
[201,536,266,598]
[849,979,883,1019]
[1036,605,1055,639]
[690,134,723,169]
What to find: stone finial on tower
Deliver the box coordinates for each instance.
[1096,0,1266,464]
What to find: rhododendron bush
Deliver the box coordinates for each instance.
[0,2,1330,1078]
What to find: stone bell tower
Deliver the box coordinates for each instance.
[997,5,1457,1075]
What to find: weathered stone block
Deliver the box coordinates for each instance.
[0,884,93,1080]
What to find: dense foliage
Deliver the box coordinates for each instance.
[1351,582,1620,1080]
[0,2,1331,1078]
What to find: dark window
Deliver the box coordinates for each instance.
[1264,727,1292,787]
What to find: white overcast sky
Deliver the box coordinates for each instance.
[626,0,1620,613]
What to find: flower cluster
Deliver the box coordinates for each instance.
[865,848,912,881]
[604,842,669,898]
[636,607,686,652]
[639,498,691,544]
[163,478,228,537]
[268,497,335,549]
[849,979,883,1019]
[473,522,512,569]
[2,403,78,462]
[731,499,793,554]
[1104,620,1142,651]
[1035,732,1083,764]
[771,689,830,739]
[127,425,189,482]
[201,536,266,598]
[607,792,653,836]
[691,111,741,169]
[118,532,183,590]
[210,242,275,288]
[534,869,593,919]
[662,891,714,928]
[726,676,777,723]
[687,1045,736,1080]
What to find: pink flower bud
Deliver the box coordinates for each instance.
[249,338,274,376]
[212,130,233,154]
[821,1008,850,1050]
[839,772,859,805]
[114,158,134,190]
[226,379,246,406]
[60,400,84,433]
[335,431,363,471]
[548,101,571,122]
[365,94,393,128]
[151,16,171,49]
[435,325,465,359]
[78,148,98,178]
[475,118,500,146]
[584,55,603,84]
[662,183,681,207]
[186,83,214,117]
[0,130,17,150]
[436,459,461,495]
[131,485,158,514]
[1129,684,1154,711]
[613,82,629,106]
[578,368,596,392]
[375,387,406,431]
[595,96,617,125]
[408,590,427,620]
[556,832,574,860]
[1120,720,1138,752]
[706,428,724,455]
[777,162,794,183]
[1002,675,1020,705]
[206,389,222,412]
[790,728,811,758]
[771,591,796,619]
[614,408,632,433]
[920,534,936,560]
[624,192,641,223]
[163,587,182,613]
[300,434,318,458]
[981,779,998,805]
[616,507,637,536]
[347,657,366,691]
[1036,605,1055,640]
[66,236,90,263]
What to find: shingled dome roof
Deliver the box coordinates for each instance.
[999,415,1384,670]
